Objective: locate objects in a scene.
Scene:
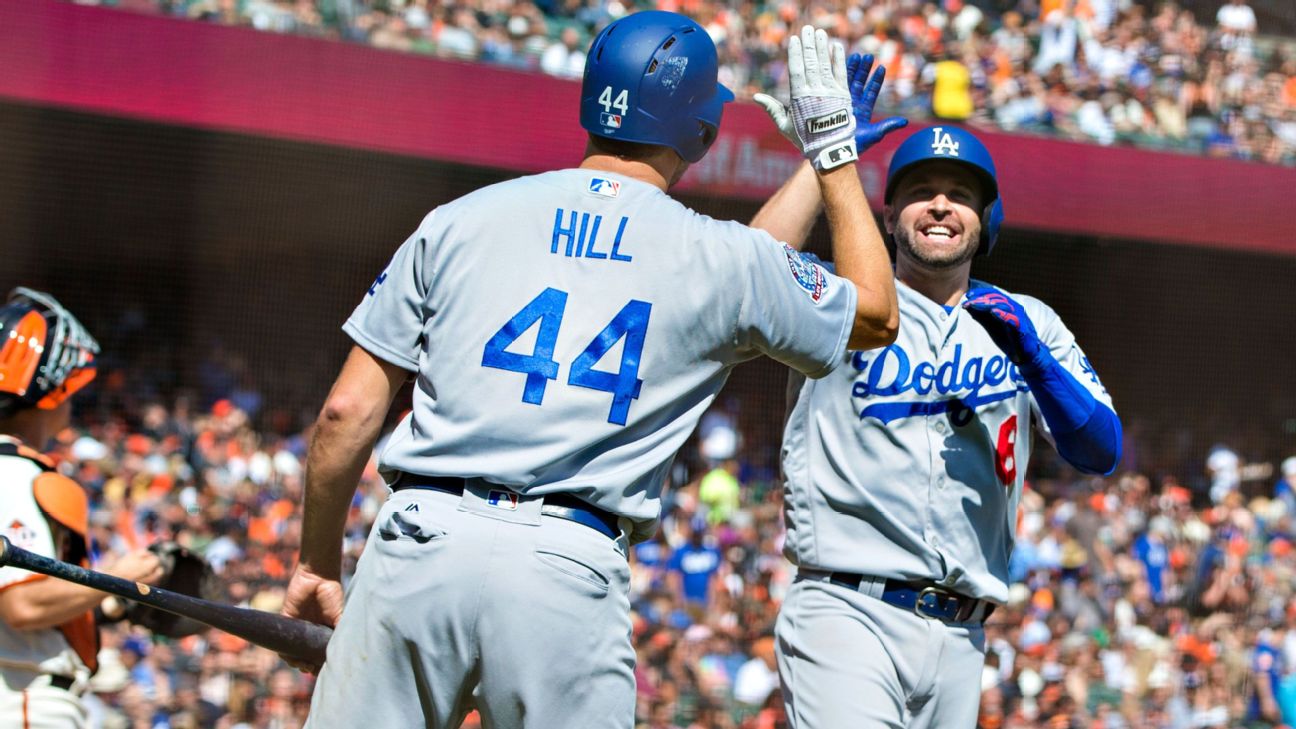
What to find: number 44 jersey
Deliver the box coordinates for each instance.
[346,169,858,542]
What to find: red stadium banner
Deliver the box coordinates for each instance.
[1,0,1293,255]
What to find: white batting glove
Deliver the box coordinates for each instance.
[754,26,857,171]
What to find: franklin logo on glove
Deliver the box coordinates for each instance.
[808,110,850,134]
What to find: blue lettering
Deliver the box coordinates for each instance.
[585,215,602,258]
[583,212,607,259]
[865,345,911,397]
[575,212,591,257]
[984,356,1005,386]
[849,343,1027,424]
[935,344,961,392]
[912,361,936,394]
[961,356,983,392]
[551,208,579,256]
[609,216,633,262]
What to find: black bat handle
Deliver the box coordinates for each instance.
[0,536,332,665]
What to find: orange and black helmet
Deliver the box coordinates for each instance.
[0,288,100,418]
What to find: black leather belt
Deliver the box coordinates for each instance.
[829,573,997,623]
[48,674,74,691]
[390,474,619,540]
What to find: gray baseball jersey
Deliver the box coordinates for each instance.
[345,168,856,543]
[781,279,1112,603]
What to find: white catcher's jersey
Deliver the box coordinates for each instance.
[346,169,857,542]
[0,444,89,681]
[782,280,1112,603]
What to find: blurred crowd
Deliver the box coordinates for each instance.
[29,377,1296,728]
[74,0,1296,164]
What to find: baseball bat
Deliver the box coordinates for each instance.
[0,536,331,665]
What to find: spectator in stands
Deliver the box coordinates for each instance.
[1216,0,1258,37]
[540,26,586,79]
[668,518,723,614]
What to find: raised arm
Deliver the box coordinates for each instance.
[752,44,907,349]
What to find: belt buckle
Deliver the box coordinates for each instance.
[913,586,954,621]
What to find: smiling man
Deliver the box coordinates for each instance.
[751,118,1123,727]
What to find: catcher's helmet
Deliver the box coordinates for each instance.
[885,126,1005,256]
[580,11,734,163]
[0,288,99,418]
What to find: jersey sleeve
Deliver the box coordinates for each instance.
[1024,298,1115,441]
[733,231,856,379]
[0,491,55,591]
[342,213,437,371]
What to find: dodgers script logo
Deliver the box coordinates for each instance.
[930,127,960,156]
[850,344,1025,424]
[782,245,825,302]
[588,178,621,198]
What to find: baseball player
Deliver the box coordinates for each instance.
[751,58,1123,728]
[282,17,898,729]
[0,288,163,729]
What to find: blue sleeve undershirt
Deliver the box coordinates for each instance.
[1020,350,1122,476]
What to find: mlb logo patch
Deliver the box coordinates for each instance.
[600,112,622,129]
[486,490,520,511]
[588,177,621,198]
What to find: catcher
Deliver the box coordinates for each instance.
[0,287,218,729]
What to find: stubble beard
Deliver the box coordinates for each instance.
[892,224,980,271]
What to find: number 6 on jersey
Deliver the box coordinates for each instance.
[481,287,651,426]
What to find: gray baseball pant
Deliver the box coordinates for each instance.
[305,484,634,729]
[775,572,988,728]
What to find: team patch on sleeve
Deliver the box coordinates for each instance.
[5,519,39,550]
[782,245,826,303]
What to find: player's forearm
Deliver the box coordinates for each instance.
[818,164,898,350]
[0,578,108,630]
[750,161,822,250]
[1021,354,1122,475]
[299,398,387,579]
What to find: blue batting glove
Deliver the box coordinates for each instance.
[962,287,1046,369]
[846,53,908,154]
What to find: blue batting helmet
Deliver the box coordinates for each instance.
[884,126,1005,255]
[580,11,734,164]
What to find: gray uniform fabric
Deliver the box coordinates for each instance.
[782,280,1112,602]
[776,576,987,729]
[306,486,634,729]
[345,169,855,544]
[310,168,858,727]
[777,279,1112,728]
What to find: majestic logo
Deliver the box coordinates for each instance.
[588,178,621,198]
[850,344,1025,424]
[367,271,388,296]
[930,127,960,156]
[783,245,825,303]
[486,490,520,511]
[600,112,622,129]
[808,109,850,134]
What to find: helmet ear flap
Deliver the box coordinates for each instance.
[978,198,1004,256]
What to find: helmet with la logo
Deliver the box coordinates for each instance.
[0,288,100,418]
[884,126,1005,256]
[579,11,735,164]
